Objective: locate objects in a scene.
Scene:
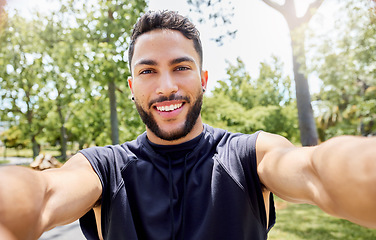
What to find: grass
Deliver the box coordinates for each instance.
[268,198,376,240]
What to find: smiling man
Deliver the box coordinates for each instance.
[0,10,375,240]
[128,21,207,145]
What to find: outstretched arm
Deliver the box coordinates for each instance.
[257,132,376,228]
[0,153,102,239]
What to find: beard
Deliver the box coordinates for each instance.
[135,91,203,141]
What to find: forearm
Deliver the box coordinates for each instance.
[0,166,48,240]
[312,136,376,228]
[258,132,376,228]
[0,154,102,239]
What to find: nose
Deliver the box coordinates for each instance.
[156,72,178,95]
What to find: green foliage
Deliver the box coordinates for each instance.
[203,57,300,143]
[213,57,293,108]
[0,13,51,156]
[203,93,253,133]
[64,0,147,145]
[307,0,376,140]
[0,126,30,148]
[117,91,145,141]
[189,0,321,146]
[0,0,147,156]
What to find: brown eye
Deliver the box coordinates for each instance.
[176,66,189,71]
[140,69,153,75]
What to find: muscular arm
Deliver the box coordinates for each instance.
[0,153,102,240]
[257,132,376,228]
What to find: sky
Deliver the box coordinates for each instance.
[6,0,337,93]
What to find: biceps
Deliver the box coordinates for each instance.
[41,153,102,229]
[258,147,330,206]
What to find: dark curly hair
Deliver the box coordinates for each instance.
[128,10,203,72]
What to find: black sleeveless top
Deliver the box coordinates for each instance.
[79,124,275,239]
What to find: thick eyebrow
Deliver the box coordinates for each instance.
[133,56,196,69]
[134,59,158,68]
[170,56,196,66]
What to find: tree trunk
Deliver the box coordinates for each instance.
[106,6,119,145]
[59,124,67,161]
[57,103,68,161]
[27,108,40,158]
[261,0,323,146]
[287,20,318,146]
[108,79,119,145]
[291,42,318,146]
[31,136,40,158]
[3,140,7,159]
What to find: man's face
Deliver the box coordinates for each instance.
[128,29,208,145]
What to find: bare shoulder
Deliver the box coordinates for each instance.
[255,132,317,204]
[41,153,102,229]
[54,152,97,172]
[42,153,101,190]
[255,131,295,166]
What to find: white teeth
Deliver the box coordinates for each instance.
[156,103,183,112]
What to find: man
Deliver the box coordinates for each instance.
[0,10,375,240]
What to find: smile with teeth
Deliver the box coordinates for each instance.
[156,103,183,112]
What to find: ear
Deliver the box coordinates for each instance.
[128,76,134,94]
[201,70,208,90]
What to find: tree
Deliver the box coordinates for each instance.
[38,0,147,150]
[203,57,299,143]
[188,0,322,146]
[306,0,376,140]
[0,0,147,158]
[67,95,110,148]
[37,5,82,160]
[66,0,146,145]
[0,14,50,157]
[261,0,322,146]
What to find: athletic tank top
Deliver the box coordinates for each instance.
[79,124,275,239]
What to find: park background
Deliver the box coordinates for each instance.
[1,0,376,239]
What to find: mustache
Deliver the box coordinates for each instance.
[148,94,190,108]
